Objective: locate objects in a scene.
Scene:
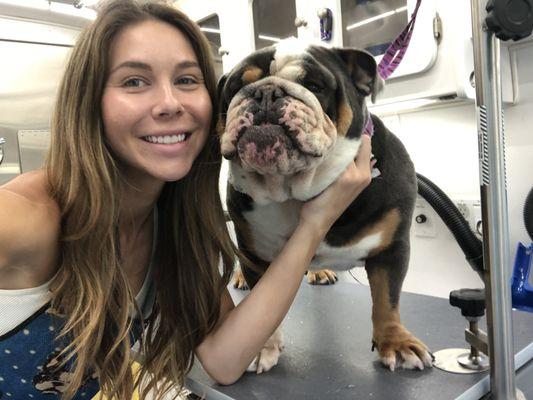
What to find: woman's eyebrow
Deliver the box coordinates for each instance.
[176,60,200,70]
[109,60,152,75]
[109,60,201,75]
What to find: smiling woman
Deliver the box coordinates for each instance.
[0,1,234,399]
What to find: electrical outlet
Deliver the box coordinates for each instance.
[472,201,483,237]
[455,200,470,221]
[413,198,437,238]
[453,199,483,238]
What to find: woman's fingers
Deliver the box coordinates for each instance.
[299,135,374,233]
[355,134,372,169]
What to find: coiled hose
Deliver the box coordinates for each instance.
[525,187,533,241]
[416,173,484,279]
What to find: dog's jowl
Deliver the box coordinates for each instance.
[218,39,433,373]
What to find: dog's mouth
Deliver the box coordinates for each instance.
[221,92,337,176]
[236,124,310,175]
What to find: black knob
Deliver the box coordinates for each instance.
[485,0,533,42]
[415,214,427,224]
[450,288,486,318]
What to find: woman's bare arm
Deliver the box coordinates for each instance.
[0,171,60,289]
[196,136,373,385]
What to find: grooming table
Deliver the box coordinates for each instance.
[186,280,533,400]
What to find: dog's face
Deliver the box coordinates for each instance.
[218,39,383,203]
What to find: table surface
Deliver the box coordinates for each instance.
[187,280,533,400]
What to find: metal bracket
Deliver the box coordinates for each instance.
[433,13,443,43]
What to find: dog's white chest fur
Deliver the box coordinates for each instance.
[244,201,382,270]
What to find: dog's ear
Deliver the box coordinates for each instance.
[216,73,229,112]
[336,48,384,103]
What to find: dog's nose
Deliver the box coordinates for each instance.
[253,85,285,109]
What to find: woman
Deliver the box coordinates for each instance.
[0,0,373,399]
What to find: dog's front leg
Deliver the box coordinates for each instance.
[306,269,338,285]
[365,241,433,371]
[246,327,285,374]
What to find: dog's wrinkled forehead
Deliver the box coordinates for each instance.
[222,39,337,99]
[270,39,319,78]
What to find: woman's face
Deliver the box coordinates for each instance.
[102,19,212,186]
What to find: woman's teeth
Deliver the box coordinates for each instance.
[144,134,187,144]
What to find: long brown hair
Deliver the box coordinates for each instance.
[45,0,235,398]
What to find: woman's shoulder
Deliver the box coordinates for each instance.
[0,171,61,287]
[0,170,61,255]
[0,170,58,209]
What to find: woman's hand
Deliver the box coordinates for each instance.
[299,135,373,235]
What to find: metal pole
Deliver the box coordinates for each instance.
[470,1,517,398]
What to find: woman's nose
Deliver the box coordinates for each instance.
[152,84,184,118]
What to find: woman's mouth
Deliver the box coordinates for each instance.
[143,133,189,144]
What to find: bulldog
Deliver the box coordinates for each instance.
[217,39,433,373]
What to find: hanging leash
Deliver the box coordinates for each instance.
[363,0,423,136]
[378,0,423,80]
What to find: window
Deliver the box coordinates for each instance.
[252,0,297,50]
[198,14,223,80]
[341,0,408,56]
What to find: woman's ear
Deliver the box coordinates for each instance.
[336,48,384,103]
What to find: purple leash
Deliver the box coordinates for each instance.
[364,0,423,136]
[377,0,423,80]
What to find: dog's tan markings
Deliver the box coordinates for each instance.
[345,208,401,255]
[367,267,432,370]
[307,269,338,285]
[336,102,353,137]
[216,117,226,137]
[232,265,249,289]
[241,66,263,84]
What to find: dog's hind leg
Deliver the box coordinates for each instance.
[365,240,433,371]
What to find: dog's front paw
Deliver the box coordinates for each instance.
[247,328,284,374]
[307,269,338,285]
[373,324,433,371]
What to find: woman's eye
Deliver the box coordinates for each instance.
[176,76,199,86]
[123,78,146,88]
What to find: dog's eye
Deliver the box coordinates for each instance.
[304,81,323,93]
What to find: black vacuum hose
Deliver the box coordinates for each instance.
[416,173,484,278]
[525,187,533,241]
